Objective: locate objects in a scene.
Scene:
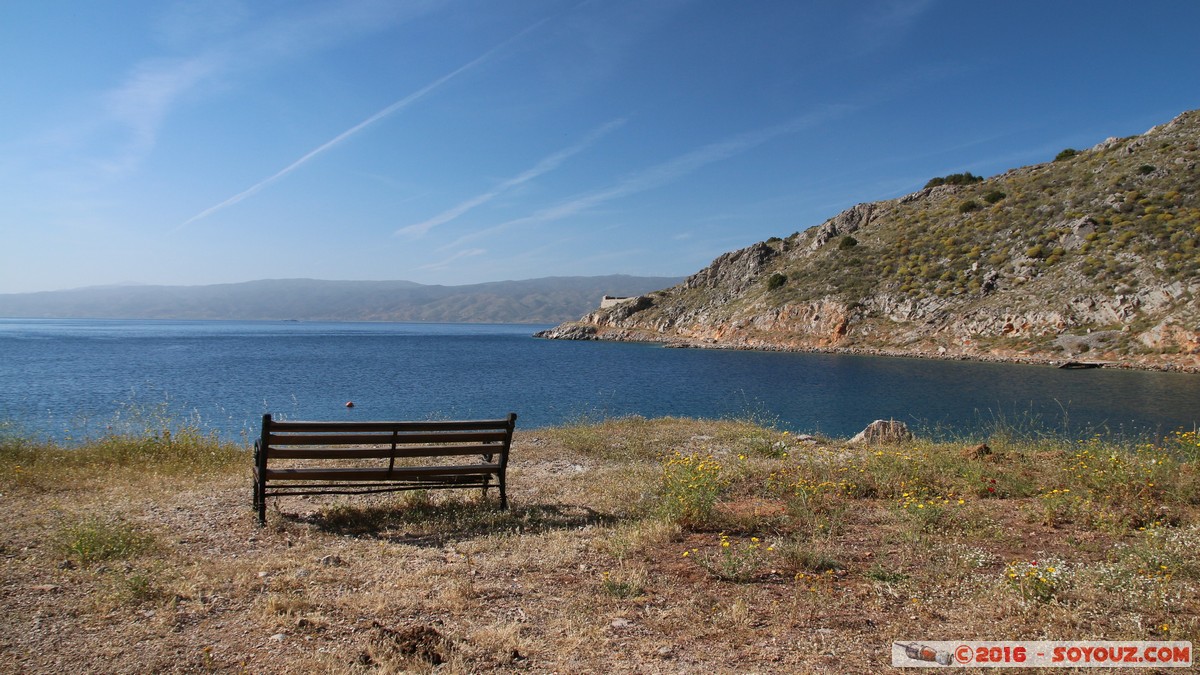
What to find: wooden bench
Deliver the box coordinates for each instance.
[253,413,516,525]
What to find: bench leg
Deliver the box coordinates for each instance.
[254,479,266,526]
[499,475,508,510]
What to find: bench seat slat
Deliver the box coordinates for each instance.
[267,430,509,446]
[266,444,502,460]
[267,419,513,433]
[264,463,500,482]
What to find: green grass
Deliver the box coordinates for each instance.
[57,516,157,567]
[0,404,245,486]
[657,451,726,528]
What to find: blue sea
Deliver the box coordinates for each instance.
[1,318,1198,444]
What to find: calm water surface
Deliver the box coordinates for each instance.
[1,319,1198,443]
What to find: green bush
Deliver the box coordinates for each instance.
[658,452,725,528]
[958,200,981,214]
[838,236,858,250]
[925,172,984,188]
[1055,148,1078,162]
[58,517,156,567]
[767,273,788,290]
[983,189,1007,204]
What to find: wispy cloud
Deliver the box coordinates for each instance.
[96,1,444,177]
[854,0,936,51]
[396,117,628,238]
[444,105,853,247]
[100,55,222,174]
[177,18,546,230]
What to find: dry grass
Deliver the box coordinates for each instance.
[1,419,1198,672]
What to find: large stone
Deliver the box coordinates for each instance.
[849,419,913,445]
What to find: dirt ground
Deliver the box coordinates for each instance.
[2,426,1197,673]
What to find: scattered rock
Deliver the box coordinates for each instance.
[269,633,286,642]
[610,618,633,630]
[980,270,1000,294]
[31,584,60,593]
[373,622,449,665]
[849,420,913,445]
[962,443,992,460]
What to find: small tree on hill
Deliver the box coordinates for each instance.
[925,172,984,188]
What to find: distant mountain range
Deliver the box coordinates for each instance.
[0,276,682,324]
[540,109,1200,372]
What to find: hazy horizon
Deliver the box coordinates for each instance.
[1,273,684,296]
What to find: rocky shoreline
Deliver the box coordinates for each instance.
[534,323,1200,374]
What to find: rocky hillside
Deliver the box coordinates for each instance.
[539,109,1200,371]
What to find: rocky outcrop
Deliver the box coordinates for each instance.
[807,203,874,250]
[533,323,598,340]
[684,242,778,295]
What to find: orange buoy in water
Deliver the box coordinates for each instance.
[345,401,355,408]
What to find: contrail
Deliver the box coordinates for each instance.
[176,20,545,231]
[396,117,628,237]
[439,105,854,248]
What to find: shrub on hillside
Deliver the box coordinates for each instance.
[925,172,984,188]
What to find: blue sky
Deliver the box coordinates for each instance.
[2,0,1199,294]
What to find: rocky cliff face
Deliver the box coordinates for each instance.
[539,110,1200,371]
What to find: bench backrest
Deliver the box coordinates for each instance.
[258,413,517,470]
